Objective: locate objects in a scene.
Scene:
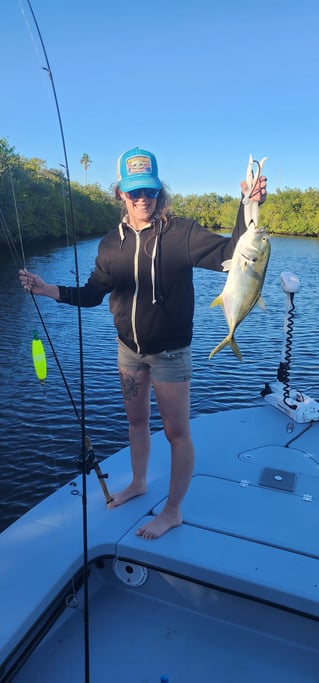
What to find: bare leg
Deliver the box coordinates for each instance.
[136,380,194,539]
[108,368,151,508]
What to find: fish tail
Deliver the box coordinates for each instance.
[209,334,232,359]
[209,334,242,362]
[230,338,242,362]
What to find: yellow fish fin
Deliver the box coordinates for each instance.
[210,294,224,309]
[230,338,242,362]
[209,334,242,362]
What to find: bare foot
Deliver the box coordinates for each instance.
[136,508,183,540]
[107,482,146,509]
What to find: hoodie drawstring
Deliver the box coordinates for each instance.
[119,222,125,248]
[151,221,162,304]
[151,235,158,304]
[118,220,162,303]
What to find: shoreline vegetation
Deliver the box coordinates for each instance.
[1,138,319,248]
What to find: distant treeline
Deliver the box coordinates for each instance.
[0,138,120,246]
[1,138,319,248]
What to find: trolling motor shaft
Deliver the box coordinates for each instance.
[261,272,319,423]
[277,271,300,400]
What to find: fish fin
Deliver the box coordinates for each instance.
[221,259,232,272]
[210,294,224,309]
[230,338,242,362]
[209,334,242,362]
[256,296,267,310]
[209,336,230,359]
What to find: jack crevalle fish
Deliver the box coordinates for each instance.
[209,224,271,361]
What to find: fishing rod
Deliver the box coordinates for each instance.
[23,1,90,676]
[20,3,111,680]
[2,169,113,502]
[1,207,79,400]
[3,167,49,383]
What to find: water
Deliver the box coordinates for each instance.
[1,235,319,531]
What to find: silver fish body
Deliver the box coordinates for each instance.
[209,225,271,361]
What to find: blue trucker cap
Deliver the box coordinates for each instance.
[117,147,162,192]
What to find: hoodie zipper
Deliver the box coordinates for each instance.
[121,220,161,354]
[132,231,141,353]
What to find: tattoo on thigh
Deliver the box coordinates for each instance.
[120,372,141,400]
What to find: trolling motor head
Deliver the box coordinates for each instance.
[261,271,319,423]
[280,271,300,294]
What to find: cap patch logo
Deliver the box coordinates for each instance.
[126,155,152,176]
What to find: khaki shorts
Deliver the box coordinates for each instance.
[117,339,192,383]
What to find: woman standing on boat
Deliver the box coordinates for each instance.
[19,147,267,540]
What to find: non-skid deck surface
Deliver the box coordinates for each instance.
[178,472,319,556]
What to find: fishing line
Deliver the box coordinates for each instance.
[1,206,61,457]
[60,166,71,246]
[18,0,66,171]
[249,160,261,200]
[2,170,84,431]
[0,206,72,515]
[0,207,81,420]
[8,165,26,269]
[2,202,113,506]
[20,2,91,679]
[0,209,20,266]
[21,1,86,412]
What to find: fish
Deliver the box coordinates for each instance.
[209,224,271,361]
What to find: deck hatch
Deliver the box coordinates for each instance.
[259,467,296,492]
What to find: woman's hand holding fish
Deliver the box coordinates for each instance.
[240,175,267,204]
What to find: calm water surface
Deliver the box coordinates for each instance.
[1,235,319,531]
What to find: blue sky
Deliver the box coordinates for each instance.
[2,0,319,197]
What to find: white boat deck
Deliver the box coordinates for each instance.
[1,405,319,682]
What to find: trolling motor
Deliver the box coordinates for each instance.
[261,271,319,423]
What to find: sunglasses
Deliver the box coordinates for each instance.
[125,188,160,201]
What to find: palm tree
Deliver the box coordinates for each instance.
[80,153,92,185]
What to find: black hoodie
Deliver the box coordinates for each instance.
[58,203,246,354]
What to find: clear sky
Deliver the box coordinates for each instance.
[2,0,319,197]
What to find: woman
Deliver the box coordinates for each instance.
[20,147,267,539]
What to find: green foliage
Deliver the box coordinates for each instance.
[80,153,92,185]
[1,138,319,248]
[259,188,319,236]
[0,138,120,246]
[171,186,319,237]
[171,192,225,228]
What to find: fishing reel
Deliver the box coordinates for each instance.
[74,436,114,504]
[261,272,319,423]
